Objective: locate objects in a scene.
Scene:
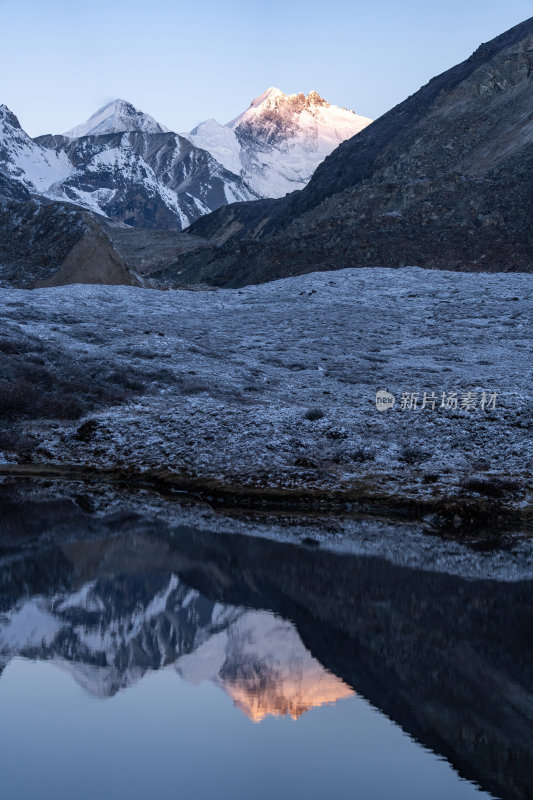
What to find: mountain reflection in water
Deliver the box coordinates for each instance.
[1,493,533,800]
[177,609,354,721]
[0,569,353,720]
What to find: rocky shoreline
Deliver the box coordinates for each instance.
[0,462,530,542]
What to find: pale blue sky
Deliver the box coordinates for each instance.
[1,0,531,137]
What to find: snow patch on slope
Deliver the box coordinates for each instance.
[186,118,243,176]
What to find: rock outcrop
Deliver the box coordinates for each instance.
[0,192,140,288]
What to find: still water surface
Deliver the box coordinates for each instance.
[1,657,490,800]
[1,511,531,800]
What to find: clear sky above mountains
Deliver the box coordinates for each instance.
[1,0,531,137]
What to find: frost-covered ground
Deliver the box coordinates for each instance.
[0,267,531,524]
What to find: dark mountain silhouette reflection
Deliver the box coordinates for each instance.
[1,514,533,800]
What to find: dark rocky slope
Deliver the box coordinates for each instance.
[0,191,139,288]
[103,222,211,278]
[175,18,533,286]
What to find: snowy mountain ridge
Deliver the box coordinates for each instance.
[0,89,371,229]
[0,103,258,229]
[0,105,73,194]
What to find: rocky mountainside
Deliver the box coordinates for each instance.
[186,87,371,197]
[182,18,533,286]
[34,128,259,229]
[0,103,258,232]
[0,165,140,289]
[0,193,140,288]
[0,109,208,286]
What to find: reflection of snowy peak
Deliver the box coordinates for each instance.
[186,87,372,198]
[177,610,353,721]
[0,575,242,697]
[0,575,352,718]
[63,99,169,138]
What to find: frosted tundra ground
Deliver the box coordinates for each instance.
[1,266,530,513]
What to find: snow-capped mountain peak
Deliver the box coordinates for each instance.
[228,87,367,143]
[239,86,329,118]
[1,87,371,229]
[62,99,169,138]
[0,99,259,229]
[186,87,372,198]
[248,86,287,108]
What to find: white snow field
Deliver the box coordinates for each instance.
[0,267,530,518]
